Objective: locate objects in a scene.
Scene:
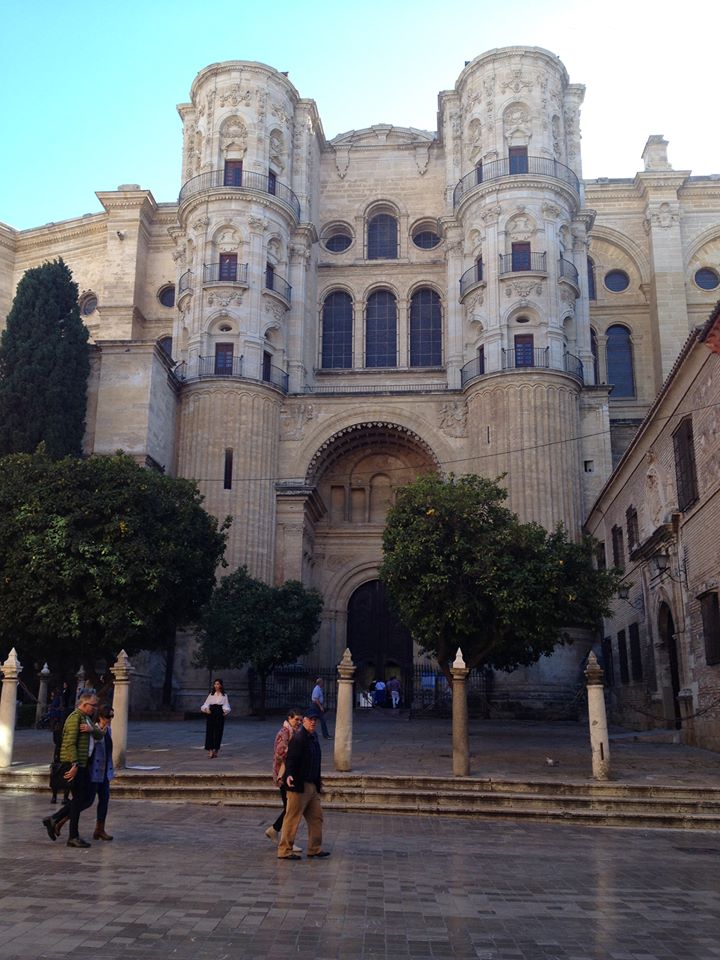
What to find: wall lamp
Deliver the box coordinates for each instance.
[652,550,688,586]
[616,582,645,612]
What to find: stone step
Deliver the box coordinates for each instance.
[3,768,719,830]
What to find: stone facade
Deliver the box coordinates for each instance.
[585,305,720,751]
[1,47,719,715]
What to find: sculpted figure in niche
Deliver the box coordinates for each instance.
[643,452,671,531]
[280,404,314,442]
[269,130,285,171]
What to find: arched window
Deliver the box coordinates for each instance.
[606,324,635,398]
[321,291,353,369]
[587,257,597,300]
[590,327,600,385]
[367,214,398,260]
[366,290,397,367]
[409,289,442,366]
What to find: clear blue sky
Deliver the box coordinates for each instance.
[1,0,717,230]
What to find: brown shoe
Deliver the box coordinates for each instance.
[93,821,114,841]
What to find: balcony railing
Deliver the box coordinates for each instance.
[178,270,192,294]
[461,347,584,386]
[558,258,579,285]
[453,156,580,207]
[459,262,485,298]
[499,251,547,275]
[203,262,249,284]
[178,169,301,219]
[265,271,292,303]
[175,356,289,392]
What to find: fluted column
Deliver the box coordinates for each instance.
[110,650,132,769]
[0,648,22,768]
[585,651,610,780]
[334,648,356,772]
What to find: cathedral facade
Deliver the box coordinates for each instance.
[1,47,719,713]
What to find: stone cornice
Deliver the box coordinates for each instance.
[13,217,108,252]
[96,189,158,220]
[189,60,301,105]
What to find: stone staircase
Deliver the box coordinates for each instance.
[3,767,720,830]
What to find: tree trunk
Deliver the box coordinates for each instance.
[162,625,177,709]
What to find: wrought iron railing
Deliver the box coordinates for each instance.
[502,346,550,370]
[175,356,289,392]
[563,351,584,380]
[499,251,547,275]
[178,169,301,219]
[460,354,486,387]
[203,262,249,284]
[558,258,579,285]
[265,271,291,303]
[461,347,584,385]
[248,666,337,715]
[178,270,192,294]
[453,156,580,206]
[306,381,448,395]
[459,262,485,298]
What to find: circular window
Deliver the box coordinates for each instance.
[218,323,232,333]
[413,231,441,249]
[516,316,530,324]
[604,270,630,293]
[325,233,352,253]
[694,267,720,291]
[158,284,176,307]
[80,294,98,316]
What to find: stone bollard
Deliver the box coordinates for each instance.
[0,648,23,768]
[110,650,132,769]
[35,662,51,728]
[334,648,356,772]
[585,651,611,780]
[451,648,470,777]
[75,665,86,703]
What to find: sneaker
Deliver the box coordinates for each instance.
[292,845,302,853]
[264,826,279,844]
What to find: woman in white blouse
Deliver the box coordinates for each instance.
[201,679,231,758]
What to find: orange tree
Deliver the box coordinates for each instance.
[380,473,620,682]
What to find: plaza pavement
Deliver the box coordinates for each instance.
[2,713,720,959]
[7,709,720,787]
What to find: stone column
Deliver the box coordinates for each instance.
[75,665,86,703]
[451,648,470,777]
[585,651,610,780]
[0,648,22,768]
[334,648,356,772]
[110,650,132,769]
[35,662,51,728]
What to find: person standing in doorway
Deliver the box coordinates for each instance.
[201,678,231,758]
[310,677,331,739]
[277,706,329,860]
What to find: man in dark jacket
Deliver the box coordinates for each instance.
[277,706,330,860]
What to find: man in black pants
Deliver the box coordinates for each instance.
[42,693,100,848]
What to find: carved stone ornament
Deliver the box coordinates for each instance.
[220,117,248,151]
[265,302,284,323]
[438,399,468,438]
[271,103,290,126]
[248,216,267,232]
[172,247,186,264]
[325,553,352,571]
[280,403,314,441]
[542,201,561,220]
[192,216,210,232]
[502,71,533,94]
[334,146,351,179]
[480,205,503,225]
[207,291,243,308]
[414,144,430,176]
[643,452,672,529]
[220,84,251,107]
[506,280,543,298]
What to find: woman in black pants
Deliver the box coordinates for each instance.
[200,679,231,758]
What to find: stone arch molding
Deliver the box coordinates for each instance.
[304,420,442,485]
[588,225,652,285]
[325,560,383,618]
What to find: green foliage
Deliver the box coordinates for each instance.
[196,567,323,715]
[380,473,621,677]
[0,259,90,458]
[0,450,228,669]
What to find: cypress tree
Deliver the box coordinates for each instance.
[0,259,90,458]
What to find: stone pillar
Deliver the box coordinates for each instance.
[110,650,132,769]
[450,648,470,777]
[75,665,86,703]
[0,648,22,768]
[35,662,51,728]
[334,648,356,772]
[585,651,610,780]
[677,689,696,746]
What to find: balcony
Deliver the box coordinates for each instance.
[459,262,485,299]
[558,257,579,287]
[178,169,301,220]
[175,355,289,392]
[453,156,580,208]
[264,270,292,304]
[460,348,584,387]
[203,262,249,285]
[499,252,547,276]
[178,270,192,295]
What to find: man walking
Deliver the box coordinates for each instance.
[310,676,331,739]
[277,706,330,860]
[42,692,100,848]
[265,707,302,852]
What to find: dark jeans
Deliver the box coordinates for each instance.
[272,784,288,833]
[318,712,330,738]
[53,765,93,839]
[86,777,111,822]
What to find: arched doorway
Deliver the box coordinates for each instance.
[658,602,681,729]
[347,579,413,704]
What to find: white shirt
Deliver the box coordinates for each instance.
[201,692,231,714]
